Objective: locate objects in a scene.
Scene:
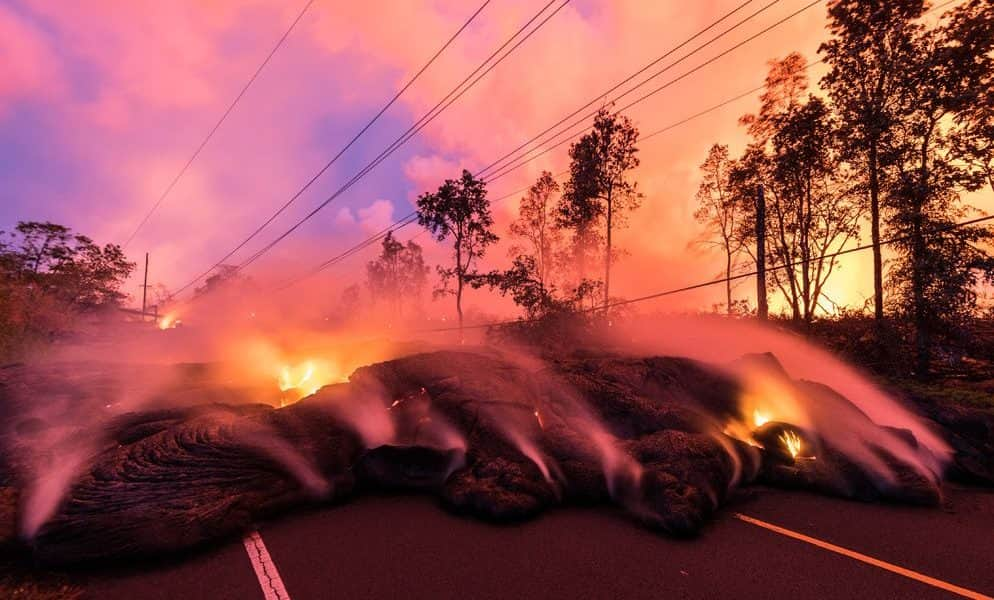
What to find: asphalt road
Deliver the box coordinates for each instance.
[82,484,994,600]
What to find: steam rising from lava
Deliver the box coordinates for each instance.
[605,316,950,483]
[2,279,953,542]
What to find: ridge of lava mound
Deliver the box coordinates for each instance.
[0,351,950,565]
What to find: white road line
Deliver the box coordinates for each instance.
[243,530,292,600]
[733,513,994,600]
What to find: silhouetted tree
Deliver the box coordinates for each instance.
[478,255,559,318]
[509,171,562,291]
[732,56,862,322]
[953,87,994,194]
[558,107,641,311]
[417,169,498,334]
[948,0,994,194]
[478,167,606,318]
[0,221,134,308]
[194,264,247,297]
[739,52,809,142]
[694,143,746,314]
[819,0,928,322]
[772,96,862,321]
[366,231,428,319]
[883,5,994,377]
[0,221,135,359]
[340,284,361,316]
[469,171,571,319]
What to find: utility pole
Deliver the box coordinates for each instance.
[141,252,149,322]
[756,184,768,321]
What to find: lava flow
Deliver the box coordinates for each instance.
[277,360,326,406]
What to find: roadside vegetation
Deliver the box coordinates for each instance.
[0,222,134,362]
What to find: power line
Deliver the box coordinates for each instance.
[268,0,951,298]
[274,53,826,289]
[473,0,765,179]
[270,0,803,291]
[272,213,421,290]
[420,215,994,332]
[122,0,317,250]
[473,0,958,187]
[483,60,825,199]
[228,0,569,276]
[169,0,494,297]
[260,0,966,297]
[171,0,493,296]
[471,0,958,186]
[160,0,970,313]
[176,0,567,297]
[203,0,768,290]
[483,0,959,184]
[269,60,819,292]
[160,0,964,300]
[484,0,824,184]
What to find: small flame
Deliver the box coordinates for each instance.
[277,361,322,407]
[753,409,770,428]
[278,362,314,392]
[780,430,802,459]
[533,408,545,430]
[722,423,764,448]
[158,313,180,330]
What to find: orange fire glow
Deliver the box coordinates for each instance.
[780,430,802,459]
[753,409,770,428]
[158,313,180,330]
[277,361,326,407]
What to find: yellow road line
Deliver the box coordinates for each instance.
[243,530,291,600]
[733,513,993,600]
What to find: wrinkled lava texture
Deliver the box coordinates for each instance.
[0,350,990,566]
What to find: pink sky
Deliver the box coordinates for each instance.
[0,0,987,317]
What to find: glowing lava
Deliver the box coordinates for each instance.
[753,409,771,428]
[158,313,180,330]
[780,430,802,459]
[278,361,321,407]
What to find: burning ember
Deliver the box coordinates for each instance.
[533,408,545,430]
[779,430,803,459]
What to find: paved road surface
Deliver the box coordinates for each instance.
[83,485,994,599]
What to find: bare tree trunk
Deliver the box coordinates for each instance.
[456,277,464,336]
[869,140,884,322]
[756,184,768,321]
[538,227,547,292]
[604,189,613,312]
[803,188,810,320]
[912,135,933,379]
[912,210,928,378]
[576,224,588,283]
[455,235,464,338]
[726,251,733,315]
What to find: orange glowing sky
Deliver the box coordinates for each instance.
[0,0,988,317]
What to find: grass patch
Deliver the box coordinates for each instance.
[890,378,994,411]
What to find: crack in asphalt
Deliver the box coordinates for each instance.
[244,531,290,600]
[252,536,283,600]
